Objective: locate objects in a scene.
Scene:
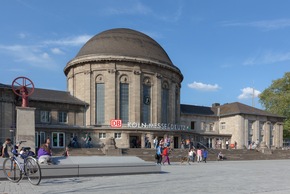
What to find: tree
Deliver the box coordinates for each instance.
[259,72,290,138]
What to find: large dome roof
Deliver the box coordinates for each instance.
[74,28,173,66]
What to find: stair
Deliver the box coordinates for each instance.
[52,147,290,162]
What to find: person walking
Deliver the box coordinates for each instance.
[162,146,170,165]
[226,139,229,149]
[187,148,194,164]
[203,149,208,163]
[197,148,202,163]
[156,144,162,165]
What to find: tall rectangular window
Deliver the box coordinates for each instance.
[162,88,169,123]
[35,131,46,148]
[270,124,273,146]
[96,83,105,125]
[191,121,195,130]
[58,112,67,123]
[120,83,129,123]
[52,132,65,148]
[40,110,50,123]
[142,85,151,124]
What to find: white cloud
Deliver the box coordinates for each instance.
[43,35,92,46]
[188,81,221,91]
[18,33,28,39]
[222,19,290,30]
[238,87,261,100]
[243,51,290,65]
[0,44,59,70]
[104,2,151,15]
[51,48,64,55]
[7,68,27,73]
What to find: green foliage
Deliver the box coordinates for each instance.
[259,72,290,138]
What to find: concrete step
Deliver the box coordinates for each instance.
[51,148,290,162]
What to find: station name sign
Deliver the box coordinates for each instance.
[110,119,189,130]
[127,122,188,131]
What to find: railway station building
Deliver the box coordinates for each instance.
[0,28,284,150]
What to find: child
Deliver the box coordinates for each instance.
[62,146,69,157]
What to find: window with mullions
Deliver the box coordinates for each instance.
[162,82,169,123]
[96,83,105,125]
[35,131,46,148]
[40,110,50,123]
[120,83,129,123]
[99,133,106,139]
[52,132,65,148]
[114,133,121,139]
[270,123,274,146]
[58,112,67,123]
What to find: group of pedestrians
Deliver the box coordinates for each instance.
[155,137,171,165]
[187,148,208,164]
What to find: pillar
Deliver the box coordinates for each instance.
[16,107,36,152]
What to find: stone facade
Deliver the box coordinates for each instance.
[180,103,284,149]
[0,28,285,150]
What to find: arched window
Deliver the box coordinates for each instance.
[120,75,129,123]
[95,75,105,125]
[162,81,169,123]
[142,77,151,124]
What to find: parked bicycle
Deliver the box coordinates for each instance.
[2,141,42,185]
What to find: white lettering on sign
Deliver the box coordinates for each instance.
[127,122,189,131]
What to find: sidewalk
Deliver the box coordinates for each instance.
[1,159,290,193]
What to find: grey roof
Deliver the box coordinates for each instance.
[181,102,284,118]
[64,28,180,77]
[0,83,87,105]
[76,28,173,65]
[181,104,215,116]
[0,83,12,89]
[30,88,87,105]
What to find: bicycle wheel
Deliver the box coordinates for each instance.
[3,158,22,183]
[25,157,42,185]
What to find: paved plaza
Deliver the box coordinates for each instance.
[1,159,290,194]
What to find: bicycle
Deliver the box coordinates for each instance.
[2,141,42,185]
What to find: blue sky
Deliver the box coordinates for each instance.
[0,0,289,109]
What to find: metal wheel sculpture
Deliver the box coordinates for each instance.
[12,77,35,107]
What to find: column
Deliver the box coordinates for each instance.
[141,133,146,148]
[83,65,91,125]
[131,69,141,123]
[153,73,162,123]
[16,107,36,152]
[149,132,154,149]
[106,68,116,124]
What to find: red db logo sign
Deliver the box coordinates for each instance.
[110,119,122,128]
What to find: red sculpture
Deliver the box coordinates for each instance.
[12,77,35,107]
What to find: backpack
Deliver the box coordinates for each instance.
[88,136,92,141]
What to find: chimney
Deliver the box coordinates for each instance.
[212,103,220,107]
